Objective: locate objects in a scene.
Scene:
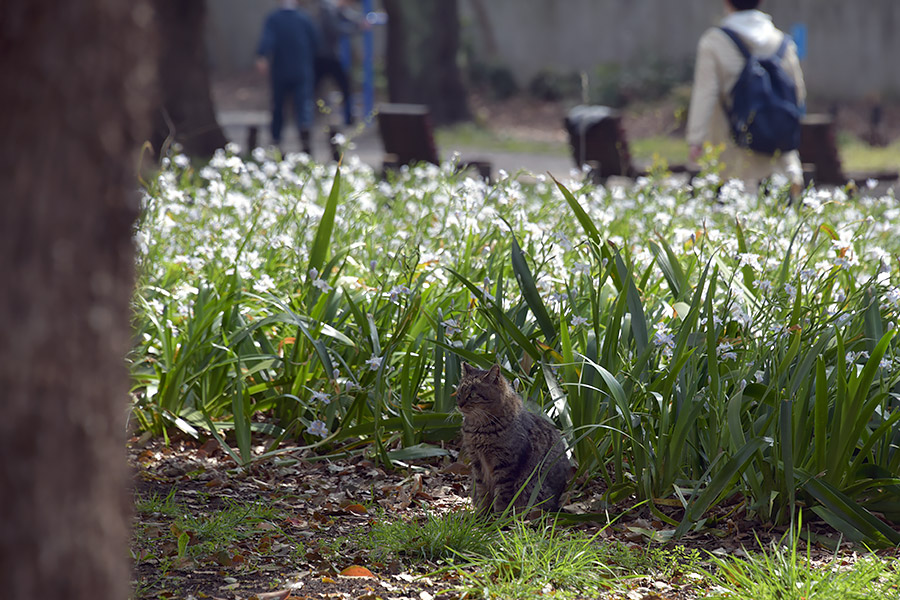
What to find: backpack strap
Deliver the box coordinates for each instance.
[721,27,793,60]
[719,27,751,59]
[774,35,791,59]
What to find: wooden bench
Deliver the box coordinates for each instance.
[563,105,696,182]
[376,103,492,180]
[800,114,898,186]
[564,105,636,179]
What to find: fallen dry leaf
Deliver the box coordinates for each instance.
[256,591,291,600]
[343,503,368,515]
[339,565,375,578]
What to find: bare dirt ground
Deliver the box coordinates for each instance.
[130,435,899,600]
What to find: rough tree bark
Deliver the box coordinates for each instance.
[151,0,227,157]
[383,0,470,125]
[0,2,153,599]
[467,0,498,59]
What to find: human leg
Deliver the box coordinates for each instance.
[315,58,353,126]
[291,80,314,155]
[270,79,287,144]
[332,62,353,126]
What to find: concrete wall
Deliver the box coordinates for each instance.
[206,0,900,99]
[205,0,279,72]
[460,0,900,99]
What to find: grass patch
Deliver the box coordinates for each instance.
[133,489,301,566]
[437,122,899,177]
[435,122,567,156]
[452,519,622,599]
[704,526,900,600]
[369,511,711,598]
[629,135,690,166]
[135,488,181,519]
[367,510,500,562]
[837,133,900,173]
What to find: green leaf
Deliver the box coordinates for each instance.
[509,231,556,342]
[676,438,771,537]
[615,253,648,355]
[307,166,341,276]
[446,267,541,359]
[387,444,450,461]
[734,219,756,295]
[551,174,602,245]
[863,287,884,355]
[650,237,687,301]
[801,473,900,546]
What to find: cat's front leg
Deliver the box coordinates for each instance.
[492,475,525,515]
[471,461,493,513]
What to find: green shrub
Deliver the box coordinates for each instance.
[133,146,900,546]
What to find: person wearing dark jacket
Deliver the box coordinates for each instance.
[314,0,367,126]
[256,0,320,154]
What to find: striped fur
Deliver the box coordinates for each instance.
[457,363,571,515]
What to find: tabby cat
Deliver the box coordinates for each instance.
[456,363,571,514]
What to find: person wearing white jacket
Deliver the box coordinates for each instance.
[686,0,806,193]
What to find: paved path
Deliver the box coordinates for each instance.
[217,110,897,197]
[217,109,577,178]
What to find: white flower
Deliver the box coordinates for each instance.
[653,322,675,352]
[701,315,724,329]
[306,419,329,438]
[481,278,496,303]
[555,232,574,251]
[441,317,461,336]
[717,341,737,361]
[312,278,332,293]
[738,253,763,271]
[312,391,330,405]
[365,354,383,371]
[846,350,869,365]
[389,284,412,303]
[253,273,276,293]
[570,315,588,327]
[799,268,817,282]
[833,256,852,270]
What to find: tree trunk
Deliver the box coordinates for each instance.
[151,0,227,157]
[0,2,153,599]
[383,0,470,125]
[383,0,412,105]
[467,0,498,59]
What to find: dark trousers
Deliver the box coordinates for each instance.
[271,78,313,148]
[315,56,353,126]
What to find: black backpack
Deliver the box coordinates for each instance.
[719,27,803,155]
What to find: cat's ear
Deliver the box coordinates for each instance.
[487,364,502,383]
[461,362,475,377]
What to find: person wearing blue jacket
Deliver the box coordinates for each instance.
[256,0,320,154]
[314,0,367,127]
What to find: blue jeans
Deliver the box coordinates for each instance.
[270,78,313,143]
